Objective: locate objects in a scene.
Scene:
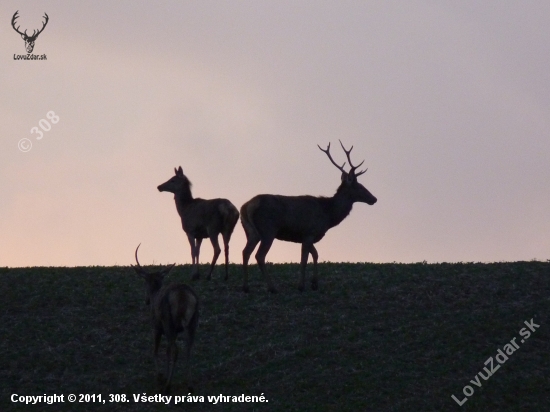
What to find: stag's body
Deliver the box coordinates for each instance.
[241,141,377,293]
[133,245,199,394]
[158,167,239,281]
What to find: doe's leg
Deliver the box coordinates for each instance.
[187,235,202,281]
[222,232,231,280]
[206,233,221,280]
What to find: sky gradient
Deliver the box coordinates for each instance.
[1,1,549,267]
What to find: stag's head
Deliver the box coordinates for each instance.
[318,140,377,205]
[157,166,193,195]
[11,11,49,54]
[132,244,175,305]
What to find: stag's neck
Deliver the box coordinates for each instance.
[324,190,355,228]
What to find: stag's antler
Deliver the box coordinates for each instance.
[134,243,143,269]
[318,141,368,177]
[338,140,367,177]
[317,142,347,174]
[134,243,175,274]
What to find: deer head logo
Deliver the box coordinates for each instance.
[11,11,49,54]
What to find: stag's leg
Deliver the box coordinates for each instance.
[207,233,221,281]
[184,327,196,392]
[153,327,163,384]
[256,237,277,293]
[184,305,199,392]
[222,232,231,281]
[298,242,312,292]
[242,234,260,293]
[310,245,319,290]
[164,339,178,395]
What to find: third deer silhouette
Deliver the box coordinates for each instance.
[240,141,377,293]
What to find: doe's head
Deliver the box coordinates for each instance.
[157,166,192,195]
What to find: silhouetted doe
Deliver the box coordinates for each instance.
[158,166,239,280]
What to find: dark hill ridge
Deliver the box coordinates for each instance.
[1,262,549,411]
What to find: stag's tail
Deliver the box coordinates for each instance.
[219,200,239,239]
[239,196,262,241]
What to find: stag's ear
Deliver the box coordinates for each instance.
[341,172,356,185]
[341,171,350,183]
[131,264,147,278]
[21,34,25,39]
[161,263,176,276]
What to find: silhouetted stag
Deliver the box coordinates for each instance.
[132,244,199,394]
[158,167,239,280]
[241,141,377,293]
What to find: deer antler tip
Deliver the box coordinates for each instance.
[134,244,143,267]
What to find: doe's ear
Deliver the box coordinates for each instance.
[177,166,184,176]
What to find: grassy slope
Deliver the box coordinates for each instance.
[1,262,549,411]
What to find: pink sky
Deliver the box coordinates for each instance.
[1,1,549,267]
